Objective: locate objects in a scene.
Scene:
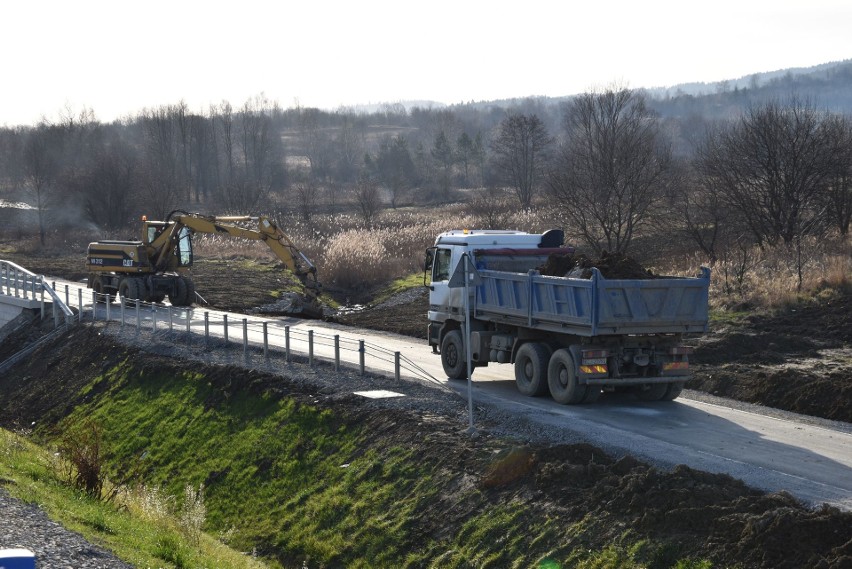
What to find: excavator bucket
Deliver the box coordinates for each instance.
[284,294,325,319]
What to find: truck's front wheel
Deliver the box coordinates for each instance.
[515,342,550,396]
[548,349,587,404]
[441,330,468,380]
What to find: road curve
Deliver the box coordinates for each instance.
[37,278,852,511]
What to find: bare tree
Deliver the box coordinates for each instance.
[548,88,671,254]
[375,135,416,208]
[490,113,553,209]
[818,114,852,235]
[23,126,61,245]
[334,114,364,183]
[431,131,454,199]
[72,134,137,229]
[695,97,846,247]
[353,176,383,227]
[293,182,319,221]
[139,106,185,218]
[465,188,514,229]
[298,106,333,180]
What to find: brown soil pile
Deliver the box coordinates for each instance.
[0,326,849,568]
[538,251,655,279]
[692,288,852,423]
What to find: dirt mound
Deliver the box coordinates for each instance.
[538,251,655,279]
[692,288,852,423]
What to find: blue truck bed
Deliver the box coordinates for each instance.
[474,267,711,336]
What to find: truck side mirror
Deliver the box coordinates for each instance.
[424,248,435,287]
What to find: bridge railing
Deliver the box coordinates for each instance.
[49,280,444,390]
[0,260,75,325]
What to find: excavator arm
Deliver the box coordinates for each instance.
[165,212,319,291]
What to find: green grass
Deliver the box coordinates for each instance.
[12,354,715,568]
[0,429,267,569]
[370,272,425,305]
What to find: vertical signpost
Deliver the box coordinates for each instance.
[448,252,481,435]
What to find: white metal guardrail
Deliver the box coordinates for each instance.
[0,260,75,325]
[30,278,442,389]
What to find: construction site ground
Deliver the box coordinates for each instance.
[2,251,851,567]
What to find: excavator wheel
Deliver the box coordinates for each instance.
[118,278,141,306]
[92,277,112,304]
[168,277,196,307]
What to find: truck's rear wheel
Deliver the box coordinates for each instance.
[515,342,550,396]
[548,349,587,404]
[441,330,468,380]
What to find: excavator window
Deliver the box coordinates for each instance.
[176,227,193,266]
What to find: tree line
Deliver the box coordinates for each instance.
[1,89,851,277]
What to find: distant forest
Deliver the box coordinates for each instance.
[1,59,851,265]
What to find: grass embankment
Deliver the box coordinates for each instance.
[0,335,717,569]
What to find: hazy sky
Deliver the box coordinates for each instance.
[2,0,849,126]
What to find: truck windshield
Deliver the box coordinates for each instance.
[432,248,451,281]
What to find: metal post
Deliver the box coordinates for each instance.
[39,277,45,319]
[308,329,314,367]
[263,322,269,359]
[395,352,401,381]
[105,295,110,324]
[464,253,476,433]
[151,303,157,332]
[64,284,69,307]
[135,299,141,333]
[223,314,228,344]
[204,312,210,347]
[242,318,248,359]
[359,340,365,376]
[91,291,97,321]
[53,297,58,328]
[78,289,83,324]
[120,299,125,328]
[285,326,290,362]
[186,310,191,345]
[334,335,340,372]
[168,306,173,333]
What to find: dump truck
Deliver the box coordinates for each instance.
[86,210,322,317]
[425,229,710,403]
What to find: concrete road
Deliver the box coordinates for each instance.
[38,278,852,511]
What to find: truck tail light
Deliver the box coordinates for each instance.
[580,349,608,375]
[663,361,689,371]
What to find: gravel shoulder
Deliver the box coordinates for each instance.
[0,489,132,569]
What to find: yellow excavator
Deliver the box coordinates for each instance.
[85,210,323,317]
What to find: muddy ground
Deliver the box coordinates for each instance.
[1,323,851,568]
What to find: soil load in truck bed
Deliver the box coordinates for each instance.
[538,251,656,279]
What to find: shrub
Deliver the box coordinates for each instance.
[56,418,106,499]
